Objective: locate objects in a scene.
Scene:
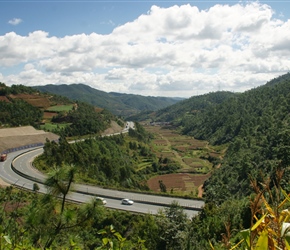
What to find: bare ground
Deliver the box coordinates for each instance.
[101,121,123,136]
[0,126,59,153]
[0,126,60,187]
[0,121,123,153]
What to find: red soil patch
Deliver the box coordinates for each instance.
[9,94,51,108]
[95,107,104,112]
[0,96,10,102]
[174,146,187,152]
[147,173,210,192]
[154,139,167,145]
[43,111,58,118]
[155,152,175,158]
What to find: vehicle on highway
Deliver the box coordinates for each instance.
[0,154,7,162]
[96,197,107,205]
[121,198,134,205]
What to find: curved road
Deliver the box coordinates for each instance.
[0,126,204,217]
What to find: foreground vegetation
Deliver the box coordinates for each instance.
[2,168,290,249]
[0,171,193,249]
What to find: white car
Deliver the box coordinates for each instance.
[121,198,134,205]
[96,197,107,205]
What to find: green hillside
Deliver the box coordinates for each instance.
[129,90,236,122]
[33,83,183,117]
[0,83,119,137]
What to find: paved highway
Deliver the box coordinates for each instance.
[0,124,204,217]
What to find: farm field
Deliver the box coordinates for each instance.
[40,105,75,130]
[46,104,74,112]
[144,124,225,197]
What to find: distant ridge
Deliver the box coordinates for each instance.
[33,84,184,117]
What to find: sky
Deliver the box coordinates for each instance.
[0,0,290,98]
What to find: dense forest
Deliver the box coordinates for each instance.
[127,91,237,122]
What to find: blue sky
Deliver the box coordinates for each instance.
[2,1,288,36]
[1,0,290,97]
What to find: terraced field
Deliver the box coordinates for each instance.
[144,124,225,197]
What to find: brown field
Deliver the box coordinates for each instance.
[43,111,57,118]
[95,107,104,113]
[157,152,175,158]
[0,96,10,102]
[181,158,204,169]
[9,94,51,109]
[153,139,168,145]
[147,172,211,196]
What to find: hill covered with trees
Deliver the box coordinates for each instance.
[33,83,183,117]
[162,73,290,203]
[128,90,237,122]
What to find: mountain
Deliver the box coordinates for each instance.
[179,73,290,145]
[33,84,184,117]
[128,91,237,122]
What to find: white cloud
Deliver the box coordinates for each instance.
[1,3,290,97]
[8,18,23,25]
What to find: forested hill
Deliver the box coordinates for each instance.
[180,72,290,145]
[126,91,237,122]
[156,91,237,122]
[184,72,290,205]
[33,83,183,117]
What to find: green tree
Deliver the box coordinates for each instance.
[159,180,167,193]
[43,165,76,248]
[156,201,189,250]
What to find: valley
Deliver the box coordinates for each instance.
[144,124,225,197]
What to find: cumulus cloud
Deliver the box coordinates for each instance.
[8,18,23,25]
[1,3,290,97]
